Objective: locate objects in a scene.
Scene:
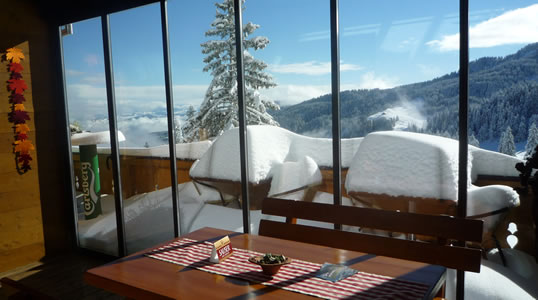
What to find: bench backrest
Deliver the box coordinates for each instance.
[259,197,483,272]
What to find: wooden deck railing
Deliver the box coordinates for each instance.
[72,153,194,199]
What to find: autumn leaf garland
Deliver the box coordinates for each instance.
[5,47,34,173]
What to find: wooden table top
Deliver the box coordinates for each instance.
[85,227,446,299]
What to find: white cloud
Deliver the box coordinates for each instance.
[427,4,538,51]
[261,84,331,106]
[417,64,442,78]
[343,23,381,37]
[84,54,99,66]
[269,61,361,76]
[66,69,85,76]
[66,83,207,121]
[355,72,399,90]
[261,73,398,106]
[299,30,330,42]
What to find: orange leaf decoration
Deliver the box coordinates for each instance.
[6,48,24,63]
[9,63,23,73]
[16,124,30,134]
[8,79,27,94]
[14,139,35,154]
[14,104,26,111]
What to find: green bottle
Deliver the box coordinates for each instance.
[79,144,102,219]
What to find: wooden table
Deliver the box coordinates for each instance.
[85,227,446,299]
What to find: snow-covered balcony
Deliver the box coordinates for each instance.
[68,125,537,299]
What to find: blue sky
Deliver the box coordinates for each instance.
[63,0,538,127]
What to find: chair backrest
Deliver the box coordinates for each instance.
[259,197,484,272]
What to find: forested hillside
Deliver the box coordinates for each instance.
[272,43,538,142]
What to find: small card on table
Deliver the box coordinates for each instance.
[316,263,358,282]
[210,235,233,263]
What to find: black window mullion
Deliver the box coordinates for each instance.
[457,0,469,299]
[233,0,251,233]
[101,14,127,256]
[160,0,181,237]
[330,0,342,230]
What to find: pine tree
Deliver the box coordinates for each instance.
[186,105,196,120]
[525,122,538,157]
[182,0,279,142]
[174,117,183,143]
[499,126,516,156]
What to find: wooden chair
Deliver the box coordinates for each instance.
[259,197,483,273]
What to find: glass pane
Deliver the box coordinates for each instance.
[340,0,459,234]
[62,17,118,256]
[109,3,174,254]
[244,0,333,232]
[168,0,245,234]
[467,1,538,255]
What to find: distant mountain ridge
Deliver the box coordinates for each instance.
[272,43,538,142]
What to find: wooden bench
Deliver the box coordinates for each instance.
[259,197,483,273]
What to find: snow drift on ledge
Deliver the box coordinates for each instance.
[345,131,522,201]
[190,125,363,184]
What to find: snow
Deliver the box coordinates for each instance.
[367,103,426,130]
[77,182,221,254]
[71,131,126,146]
[467,185,520,233]
[345,131,523,203]
[268,156,322,196]
[190,125,362,183]
[470,146,523,179]
[345,131,471,201]
[77,183,358,255]
[445,259,537,300]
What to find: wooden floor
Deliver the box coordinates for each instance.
[0,251,123,300]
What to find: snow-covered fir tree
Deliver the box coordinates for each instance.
[186,105,196,120]
[525,122,538,157]
[182,0,279,142]
[499,126,516,156]
[174,117,184,143]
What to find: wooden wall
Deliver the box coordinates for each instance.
[0,42,44,272]
[1,0,76,273]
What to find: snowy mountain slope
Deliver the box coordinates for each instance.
[367,102,426,131]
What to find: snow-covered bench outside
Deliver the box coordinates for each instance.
[189,125,362,208]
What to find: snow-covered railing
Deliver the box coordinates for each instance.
[71,140,212,160]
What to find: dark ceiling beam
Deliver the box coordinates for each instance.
[33,0,160,26]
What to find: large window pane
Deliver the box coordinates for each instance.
[340,0,459,233]
[109,3,175,254]
[62,17,118,256]
[168,0,245,234]
[468,1,538,255]
[244,0,334,232]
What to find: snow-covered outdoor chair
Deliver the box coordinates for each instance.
[189,125,362,209]
[345,131,521,242]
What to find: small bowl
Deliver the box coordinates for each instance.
[248,255,292,276]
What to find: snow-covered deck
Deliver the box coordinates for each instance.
[75,126,536,300]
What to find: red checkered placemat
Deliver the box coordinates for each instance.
[145,238,430,300]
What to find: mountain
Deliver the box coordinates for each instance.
[271,43,538,142]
